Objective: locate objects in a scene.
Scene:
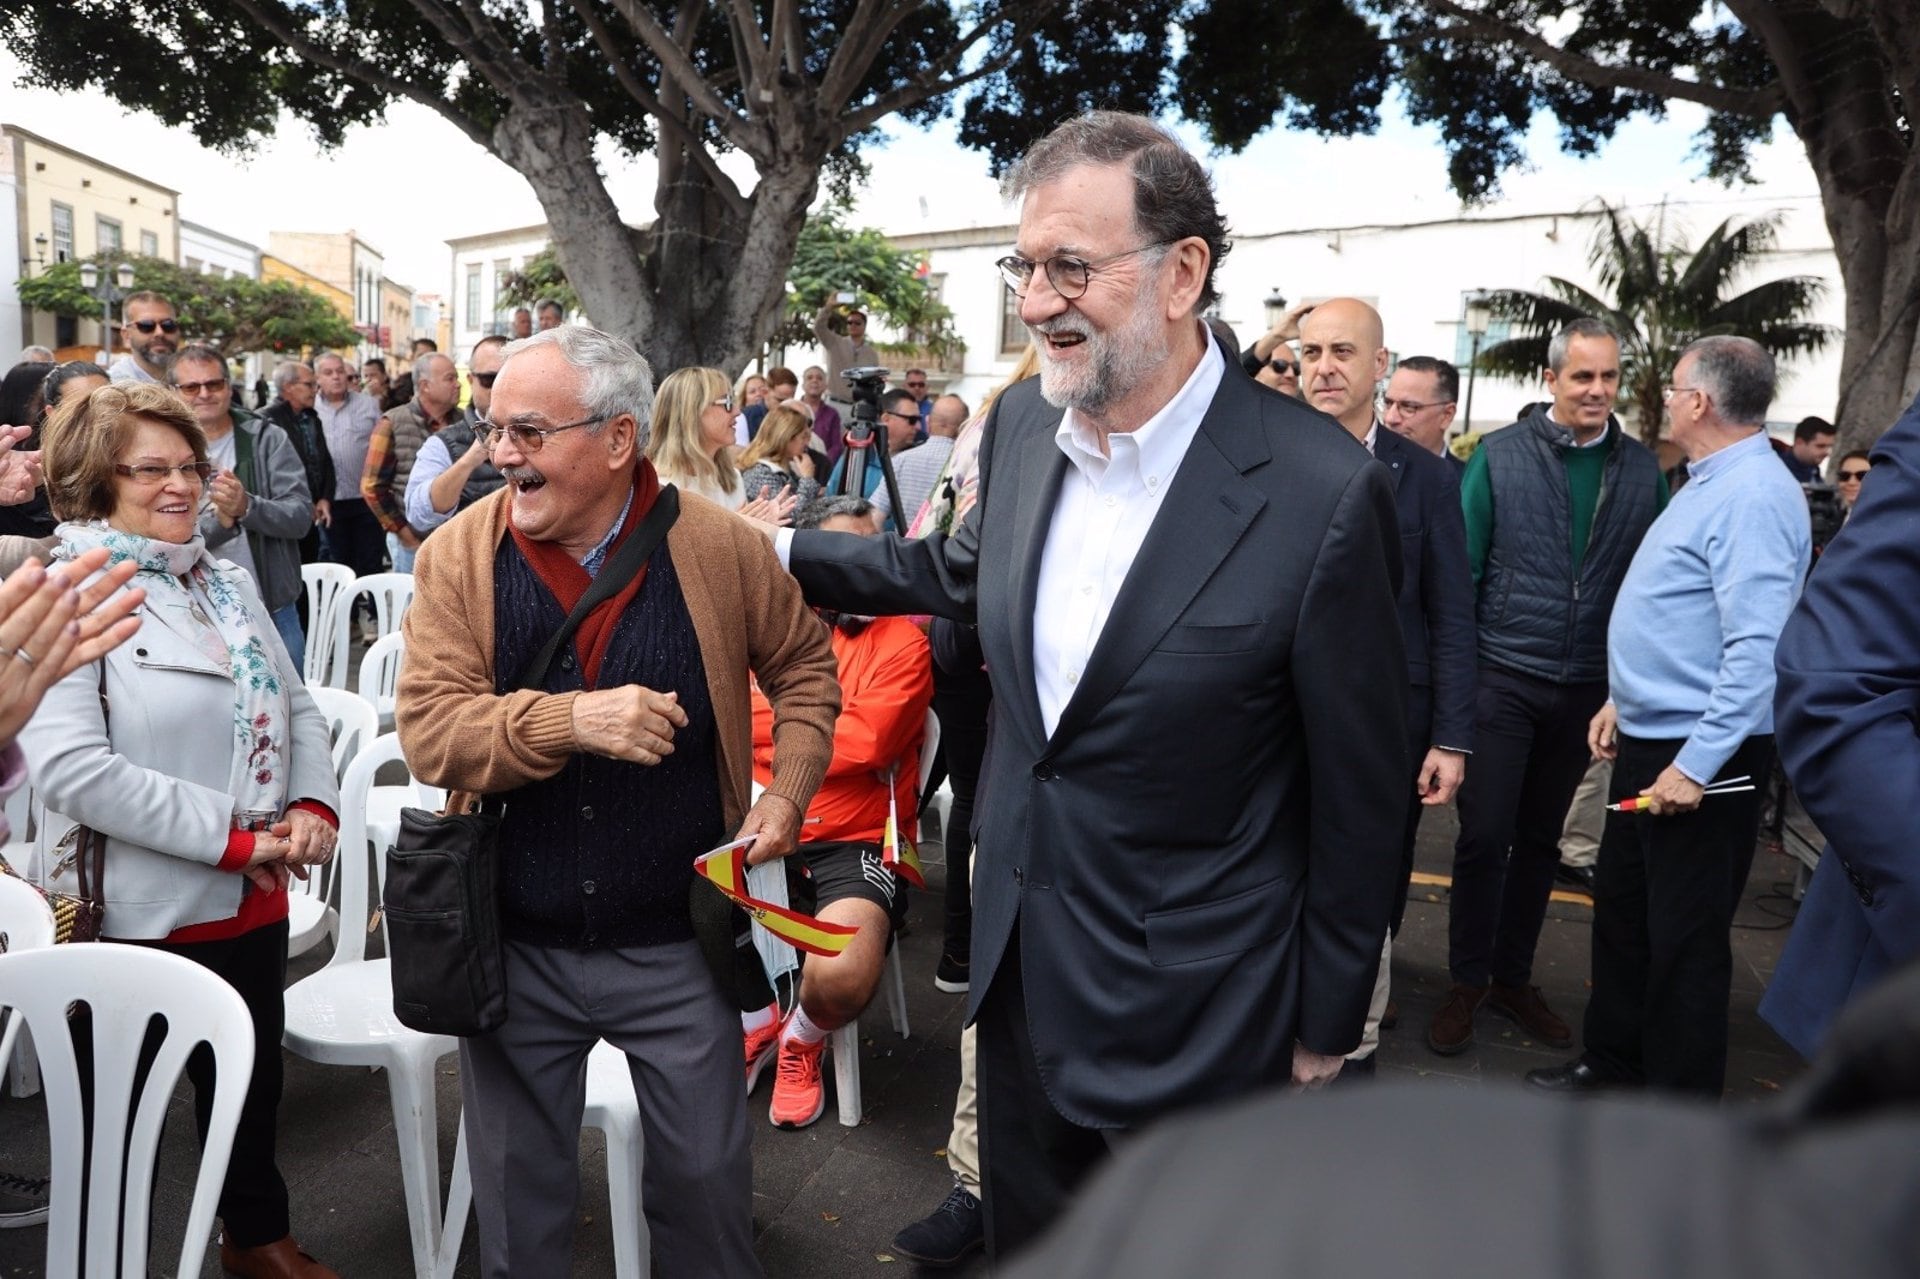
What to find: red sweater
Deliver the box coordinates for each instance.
[165,800,339,944]
[751,616,932,845]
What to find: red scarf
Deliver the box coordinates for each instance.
[509,460,663,689]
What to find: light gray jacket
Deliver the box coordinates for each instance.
[19,570,337,939]
[200,411,313,612]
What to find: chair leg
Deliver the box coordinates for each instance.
[434,1115,470,1279]
[601,1113,648,1279]
[832,1021,862,1128]
[386,1053,445,1279]
[886,946,910,1039]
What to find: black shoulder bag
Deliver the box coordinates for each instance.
[384,487,680,1036]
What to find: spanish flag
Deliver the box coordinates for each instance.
[694,838,859,957]
[882,766,927,889]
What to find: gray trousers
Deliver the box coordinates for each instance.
[459,938,761,1278]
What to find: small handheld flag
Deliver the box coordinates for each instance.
[882,765,926,889]
[1608,776,1755,813]
[694,837,859,957]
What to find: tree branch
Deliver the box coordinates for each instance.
[817,0,908,109]
[540,0,566,72]
[223,0,494,150]
[839,0,1062,136]
[1419,0,1787,119]
[601,0,761,152]
[724,0,773,97]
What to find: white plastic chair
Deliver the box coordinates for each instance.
[353,571,416,639]
[282,733,457,1279]
[0,943,253,1279]
[358,631,406,729]
[283,688,381,961]
[302,562,357,689]
[745,705,931,1127]
[1,810,48,1100]
[309,685,380,782]
[436,1040,650,1279]
[0,876,55,1085]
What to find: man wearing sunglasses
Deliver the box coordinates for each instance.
[778,111,1408,1260]
[405,336,509,534]
[107,291,181,386]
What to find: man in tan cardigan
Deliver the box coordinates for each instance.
[397,325,839,1279]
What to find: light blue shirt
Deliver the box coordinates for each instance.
[403,434,457,531]
[1607,430,1810,782]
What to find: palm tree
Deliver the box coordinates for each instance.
[1476,202,1835,444]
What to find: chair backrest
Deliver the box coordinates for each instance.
[302,562,357,688]
[0,876,56,1077]
[308,686,380,782]
[0,943,253,1279]
[358,632,406,723]
[335,732,408,965]
[354,572,416,638]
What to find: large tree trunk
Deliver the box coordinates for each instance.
[1740,0,1920,454]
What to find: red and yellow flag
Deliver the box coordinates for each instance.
[882,765,926,889]
[694,839,859,957]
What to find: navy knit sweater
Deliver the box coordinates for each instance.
[491,539,724,948]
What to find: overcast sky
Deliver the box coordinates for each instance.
[3,46,1826,295]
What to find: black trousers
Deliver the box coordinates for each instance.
[931,663,991,961]
[75,919,292,1248]
[1448,665,1608,987]
[976,934,1119,1263]
[1391,684,1434,939]
[1581,733,1772,1096]
[326,496,388,579]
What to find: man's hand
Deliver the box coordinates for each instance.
[1416,747,1467,806]
[1639,765,1705,817]
[314,498,332,528]
[209,472,250,527]
[1252,301,1318,359]
[1291,1043,1345,1089]
[1588,702,1619,762]
[739,792,803,865]
[571,686,688,764]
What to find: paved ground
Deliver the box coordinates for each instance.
[0,800,1812,1277]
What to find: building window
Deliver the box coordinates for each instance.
[492,259,511,317]
[998,282,1026,357]
[140,230,159,257]
[465,264,482,329]
[185,257,204,273]
[97,217,122,254]
[51,203,74,262]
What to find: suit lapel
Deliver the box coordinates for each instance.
[1045,376,1270,749]
[1000,395,1068,748]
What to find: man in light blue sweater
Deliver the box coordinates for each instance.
[1528,335,1810,1097]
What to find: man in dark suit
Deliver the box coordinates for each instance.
[1384,355,1465,477]
[1300,301,1476,1075]
[770,112,1409,1260]
[1763,389,1920,1059]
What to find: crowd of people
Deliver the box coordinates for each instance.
[0,107,1915,1279]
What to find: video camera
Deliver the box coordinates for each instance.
[834,367,905,523]
[1804,481,1844,557]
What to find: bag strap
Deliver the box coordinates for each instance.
[513,484,680,692]
[74,662,109,910]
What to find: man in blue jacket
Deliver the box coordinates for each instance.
[1762,389,1920,1059]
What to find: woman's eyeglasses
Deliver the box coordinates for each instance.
[1838,468,1870,481]
[115,461,214,486]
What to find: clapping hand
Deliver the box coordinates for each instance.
[739,492,799,526]
[208,471,250,527]
[0,426,42,506]
[0,550,145,747]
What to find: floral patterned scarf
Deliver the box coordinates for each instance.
[56,521,291,824]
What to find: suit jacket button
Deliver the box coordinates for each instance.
[1013,868,1025,886]
[135,648,148,657]
[582,880,597,895]
[1032,763,1056,781]
[561,654,575,669]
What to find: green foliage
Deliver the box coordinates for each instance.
[16,254,360,355]
[1476,203,1834,442]
[497,252,582,317]
[772,205,964,362]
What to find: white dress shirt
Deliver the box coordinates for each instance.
[1032,340,1224,736]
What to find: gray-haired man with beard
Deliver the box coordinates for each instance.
[772,111,1409,1261]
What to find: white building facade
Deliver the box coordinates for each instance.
[178,220,260,280]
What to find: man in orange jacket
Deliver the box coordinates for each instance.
[749,495,934,1128]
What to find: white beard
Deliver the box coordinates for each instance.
[1030,289,1170,415]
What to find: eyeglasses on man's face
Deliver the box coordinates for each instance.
[130,319,181,335]
[996,241,1172,300]
[115,461,214,486]
[1381,397,1447,415]
[171,377,228,397]
[477,414,606,452]
[1268,359,1299,377]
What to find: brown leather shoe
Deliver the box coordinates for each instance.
[1426,983,1485,1056]
[1381,998,1400,1031]
[1487,982,1575,1049]
[220,1234,341,1279]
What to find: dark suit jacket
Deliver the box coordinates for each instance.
[1764,390,1920,1059]
[1373,428,1476,750]
[788,347,1410,1127]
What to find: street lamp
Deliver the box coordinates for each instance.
[1264,289,1288,332]
[79,261,137,360]
[1462,290,1493,433]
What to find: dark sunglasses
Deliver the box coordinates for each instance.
[131,319,181,334]
[1838,468,1870,480]
[472,371,498,389]
[1268,358,1299,376]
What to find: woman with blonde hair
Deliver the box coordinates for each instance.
[736,402,822,513]
[649,367,796,521]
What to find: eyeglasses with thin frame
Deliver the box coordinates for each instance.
[710,395,735,413]
[477,414,606,452]
[995,241,1174,300]
[171,377,228,397]
[115,461,214,486]
[1838,468,1870,481]
[130,319,181,335]
[1662,384,1704,402]
[1381,396,1449,415]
